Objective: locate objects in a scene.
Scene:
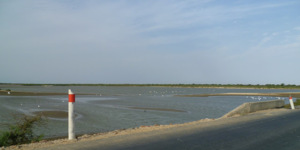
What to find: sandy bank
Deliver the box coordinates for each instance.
[0,91,66,96]
[0,90,91,96]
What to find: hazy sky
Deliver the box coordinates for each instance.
[1,0,300,84]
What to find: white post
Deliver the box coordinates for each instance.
[68,89,75,140]
[289,96,295,110]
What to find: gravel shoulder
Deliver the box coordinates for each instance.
[4,108,297,150]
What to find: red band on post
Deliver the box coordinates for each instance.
[69,94,75,102]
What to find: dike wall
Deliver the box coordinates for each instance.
[222,100,285,118]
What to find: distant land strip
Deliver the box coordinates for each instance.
[1,83,300,89]
[177,92,300,98]
[1,89,300,98]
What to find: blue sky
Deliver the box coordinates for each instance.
[1,0,300,84]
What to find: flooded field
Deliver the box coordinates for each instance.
[0,85,298,138]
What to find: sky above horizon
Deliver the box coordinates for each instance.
[1,0,300,84]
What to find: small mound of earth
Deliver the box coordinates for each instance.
[33,111,71,118]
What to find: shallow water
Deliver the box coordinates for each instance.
[0,85,298,138]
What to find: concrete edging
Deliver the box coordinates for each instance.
[222,100,285,118]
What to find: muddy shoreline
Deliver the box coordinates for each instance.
[129,107,186,112]
[0,90,90,96]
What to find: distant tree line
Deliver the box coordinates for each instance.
[1,83,300,89]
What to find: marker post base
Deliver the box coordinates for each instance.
[289,96,295,110]
[68,89,75,140]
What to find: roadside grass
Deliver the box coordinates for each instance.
[284,99,300,109]
[0,115,46,147]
